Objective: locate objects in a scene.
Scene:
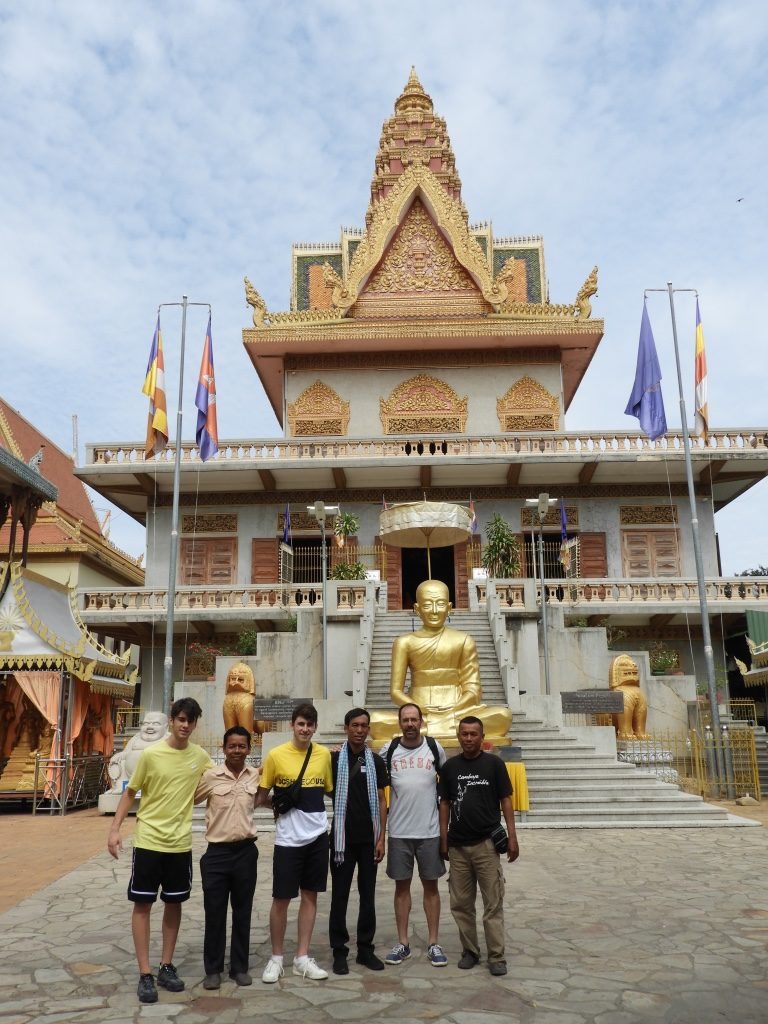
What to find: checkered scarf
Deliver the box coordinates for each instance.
[333,742,381,864]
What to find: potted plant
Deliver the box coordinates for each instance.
[333,510,359,547]
[328,560,368,581]
[649,642,679,675]
[481,513,521,578]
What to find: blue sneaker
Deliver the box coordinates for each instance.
[427,943,448,967]
[385,943,411,965]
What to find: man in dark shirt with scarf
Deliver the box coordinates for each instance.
[329,707,388,975]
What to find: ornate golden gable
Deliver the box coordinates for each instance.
[496,376,560,432]
[287,380,350,437]
[380,374,468,434]
[342,164,505,316]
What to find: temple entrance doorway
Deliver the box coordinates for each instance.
[400,545,455,610]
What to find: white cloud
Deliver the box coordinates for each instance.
[0,0,766,572]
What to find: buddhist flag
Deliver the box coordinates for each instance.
[142,315,169,459]
[195,314,219,461]
[625,300,667,440]
[282,504,291,545]
[694,299,708,441]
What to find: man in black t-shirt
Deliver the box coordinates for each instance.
[329,708,388,975]
[438,715,519,977]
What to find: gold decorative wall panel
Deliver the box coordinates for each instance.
[364,200,480,294]
[521,506,579,529]
[620,505,679,525]
[380,375,468,434]
[182,514,238,534]
[279,510,338,533]
[496,376,559,432]
[287,381,350,437]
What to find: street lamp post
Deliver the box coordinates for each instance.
[526,493,558,696]
[308,500,339,700]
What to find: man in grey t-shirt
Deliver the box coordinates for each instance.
[379,703,448,968]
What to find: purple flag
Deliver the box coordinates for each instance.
[624,301,667,440]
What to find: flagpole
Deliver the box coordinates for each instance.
[162,296,188,714]
[663,282,722,740]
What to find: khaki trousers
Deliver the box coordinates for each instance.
[447,839,506,963]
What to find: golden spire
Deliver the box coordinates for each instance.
[367,69,462,224]
[394,66,434,114]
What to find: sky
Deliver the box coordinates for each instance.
[1,0,766,573]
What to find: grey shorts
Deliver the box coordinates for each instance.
[386,836,446,881]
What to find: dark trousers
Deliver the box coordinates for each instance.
[329,841,378,958]
[200,840,258,975]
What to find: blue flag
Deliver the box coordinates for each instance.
[624,301,667,440]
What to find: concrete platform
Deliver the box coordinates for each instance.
[2,824,768,1022]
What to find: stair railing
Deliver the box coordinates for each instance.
[485,580,521,710]
[351,580,380,705]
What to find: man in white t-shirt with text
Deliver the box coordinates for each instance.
[379,702,448,967]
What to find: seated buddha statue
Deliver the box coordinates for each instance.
[609,654,650,740]
[369,579,512,741]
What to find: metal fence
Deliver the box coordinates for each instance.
[291,543,385,583]
[614,728,760,801]
[115,707,144,734]
[32,754,109,815]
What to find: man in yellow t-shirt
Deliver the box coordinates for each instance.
[107,697,212,1005]
[256,702,333,983]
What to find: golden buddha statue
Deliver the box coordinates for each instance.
[369,579,512,741]
[222,661,267,736]
[609,654,649,740]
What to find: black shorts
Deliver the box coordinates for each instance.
[272,832,329,900]
[128,847,193,904]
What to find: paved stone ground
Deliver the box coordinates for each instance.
[2,825,768,1024]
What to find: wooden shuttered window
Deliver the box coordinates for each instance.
[376,539,402,610]
[621,529,680,578]
[180,538,237,585]
[251,539,280,583]
[578,532,608,578]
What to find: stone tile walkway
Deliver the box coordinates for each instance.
[2,825,768,1023]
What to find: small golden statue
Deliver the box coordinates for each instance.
[223,661,267,736]
[609,654,649,740]
[369,579,512,741]
[575,266,598,319]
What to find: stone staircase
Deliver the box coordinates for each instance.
[752,726,768,795]
[365,610,505,709]
[513,710,755,827]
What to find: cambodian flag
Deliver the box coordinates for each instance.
[195,314,219,461]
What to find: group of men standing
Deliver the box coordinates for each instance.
[107,696,519,1004]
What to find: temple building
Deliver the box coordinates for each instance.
[0,400,141,800]
[74,71,768,752]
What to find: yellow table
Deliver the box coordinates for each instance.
[506,762,529,812]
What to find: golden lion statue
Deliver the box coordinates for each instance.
[609,654,649,740]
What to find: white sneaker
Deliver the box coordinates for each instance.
[262,958,284,984]
[292,957,328,980]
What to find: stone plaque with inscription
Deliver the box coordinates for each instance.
[560,690,624,715]
[253,697,312,721]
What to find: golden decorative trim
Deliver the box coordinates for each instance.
[279,510,338,532]
[575,267,598,319]
[521,506,579,529]
[0,405,23,459]
[287,381,350,437]
[243,316,603,344]
[380,375,468,435]
[344,164,504,315]
[182,514,238,533]
[496,376,559,432]
[620,506,679,525]
[285,348,560,373]
[363,199,480,295]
